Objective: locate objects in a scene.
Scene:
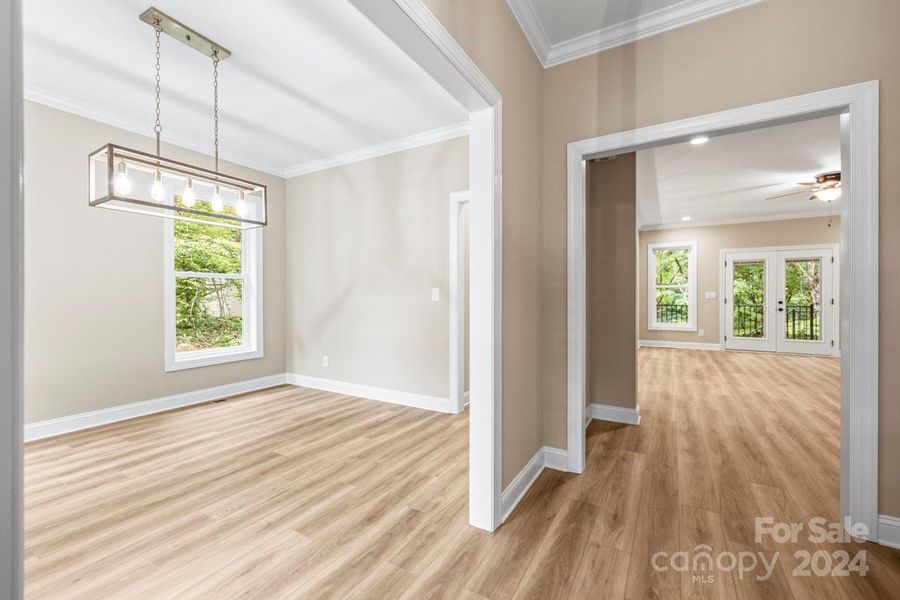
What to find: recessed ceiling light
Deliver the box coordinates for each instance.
[681,216,692,222]
[690,135,709,145]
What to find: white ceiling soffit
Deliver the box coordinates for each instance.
[23,0,468,178]
[636,115,841,230]
[505,0,765,68]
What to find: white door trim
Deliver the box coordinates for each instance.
[449,190,470,414]
[349,0,504,532]
[1,0,24,596]
[567,81,879,539]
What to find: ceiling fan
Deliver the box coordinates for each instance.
[767,171,842,202]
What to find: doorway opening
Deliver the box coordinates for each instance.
[568,81,879,543]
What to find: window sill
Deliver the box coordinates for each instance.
[648,325,697,332]
[165,347,263,372]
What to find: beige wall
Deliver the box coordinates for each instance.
[640,217,841,344]
[24,101,286,423]
[540,0,900,515]
[284,137,468,399]
[587,156,637,410]
[424,0,545,487]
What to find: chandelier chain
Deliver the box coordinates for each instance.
[213,50,219,174]
[153,20,162,157]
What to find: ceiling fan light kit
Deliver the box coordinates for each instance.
[88,7,267,229]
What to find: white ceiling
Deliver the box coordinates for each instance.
[636,116,841,230]
[23,0,468,177]
[506,0,764,67]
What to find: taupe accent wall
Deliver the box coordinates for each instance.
[23,101,286,423]
[639,217,841,345]
[539,0,900,515]
[424,0,546,488]
[587,156,637,410]
[284,137,468,399]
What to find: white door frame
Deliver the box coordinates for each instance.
[1,0,24,595]
[349,0,503,531]
[449,191,470,414]
[720,243,840,356]
[567,81,879,539]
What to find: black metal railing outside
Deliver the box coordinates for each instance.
[785,304,820,340]
[656,304,688,324]
[733,304,765,338]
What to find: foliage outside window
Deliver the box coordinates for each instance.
[649,242,696,330]
[732,261,766,338]
[166,197,262,371]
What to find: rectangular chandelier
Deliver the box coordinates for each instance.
[89,144,267,229]
[88,8,267,230]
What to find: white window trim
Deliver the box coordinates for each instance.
[163,221,264,372]
[647,240,697,332]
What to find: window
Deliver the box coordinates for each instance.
[164,211,262,371]
[648,241,697,330]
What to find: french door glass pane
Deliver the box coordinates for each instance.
[175,277,244,352]
[784,259,823,341]
[732,261,765,338]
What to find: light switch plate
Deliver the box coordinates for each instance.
[431,288,440,302]
[705,291,717,299]
[322,355,329,368]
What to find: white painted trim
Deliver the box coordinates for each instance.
[639,340,721,351]
[284,121,469,178]
[647,240,697,331]
[1,0,24,594]
[24,374,288,442]
[878,515,900,550]
[506,0,763,68]
[286,374,456,414]
[589,403,641,425]
[502,0,551,68]
[639,210,838,231]
[349,0,503,534]
[449,191,470,414]
[163,221,264,372]
[500,446,568,522]
[567,81,879,539]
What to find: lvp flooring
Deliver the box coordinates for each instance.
[24,348,900,598]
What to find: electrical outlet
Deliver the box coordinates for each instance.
[431,288,440,302]
[698,329,705,337]
[322,355,329,368]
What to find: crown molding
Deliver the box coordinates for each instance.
[26,87,469,180]
[639,209,836,231]
[283,121,469,178]
[503,0,551,68]
[24,87,286,178]
[507,0,764,69]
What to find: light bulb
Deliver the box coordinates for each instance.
[690,135,709,145]
[235,191,247,218]
[815,187,841,202]
[114,161,131,195]
[182,178,196,207]
[151,170,165,202]
[211,185,224,212]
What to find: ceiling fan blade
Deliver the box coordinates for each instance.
[767,189,819,200]
[796,181,818,186]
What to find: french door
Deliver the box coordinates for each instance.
[724,246,835,356]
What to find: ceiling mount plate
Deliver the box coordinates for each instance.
[139,7,231,60]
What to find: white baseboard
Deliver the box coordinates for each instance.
[501,446,568,523]
[25,373,289,442]
[590,403,641,425]
[639,339,722,351]
[879,514,900,549]
[285,374,455,414]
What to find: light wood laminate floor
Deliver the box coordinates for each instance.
[25,349,900,598]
